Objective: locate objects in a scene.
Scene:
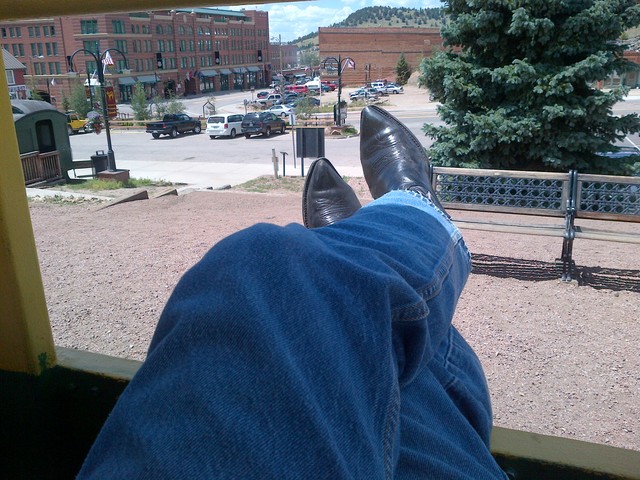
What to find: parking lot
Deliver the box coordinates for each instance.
[68,85,640,188]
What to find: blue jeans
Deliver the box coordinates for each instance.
[78,191,507,479]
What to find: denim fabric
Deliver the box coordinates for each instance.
[78,192,506,479]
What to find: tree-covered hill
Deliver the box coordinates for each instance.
[290,6,445,47]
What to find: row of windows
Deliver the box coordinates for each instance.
[1,26,22,38]
[31,61,62,75]
[27,25,56,37]
[5,42,60,57]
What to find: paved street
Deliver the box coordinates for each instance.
[68,87,640,189]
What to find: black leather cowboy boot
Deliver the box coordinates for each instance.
[302,158,362,228]
[359,105,446,214]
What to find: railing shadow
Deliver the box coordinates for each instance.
[470,253,640,293]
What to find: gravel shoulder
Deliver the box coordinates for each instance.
[28,181,640,453]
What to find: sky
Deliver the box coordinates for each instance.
[222,0,444,42]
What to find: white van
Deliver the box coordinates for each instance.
[371,81,387,93]
[206,113,244,139]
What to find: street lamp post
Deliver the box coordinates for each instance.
[321,55,355,126]
[68,48,128,172]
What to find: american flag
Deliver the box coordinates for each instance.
[102,51,114,73]
[342,58,355,70]
[102,51,114,66]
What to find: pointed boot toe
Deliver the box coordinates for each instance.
[360,105,446,213]
[303,158,362,228]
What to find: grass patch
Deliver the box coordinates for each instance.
[234,175,306,193]
[65,177,174,191]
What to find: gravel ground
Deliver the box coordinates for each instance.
[28,181,640,453]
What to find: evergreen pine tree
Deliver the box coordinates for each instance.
[420,0,640,173]
[395,54,411,85]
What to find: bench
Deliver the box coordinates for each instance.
[429,167,640,281]
[70,159,97,178]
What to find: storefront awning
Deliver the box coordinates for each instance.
[218,69,232,75]
[118,77,136,85]
[232,67,247,74]
[200,69,218,77]
[137,75,159,83]
[246,66,261,72]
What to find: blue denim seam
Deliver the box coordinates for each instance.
[383,383,401,480]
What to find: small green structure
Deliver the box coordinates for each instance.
[12,99,73,184]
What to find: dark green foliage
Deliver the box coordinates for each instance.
[396,54,412,85]
[420,0,640,174]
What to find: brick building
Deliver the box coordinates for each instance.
[270,42,298,72]
[318,27,443,87]
[0,7,272,109]
[3,49,27,99]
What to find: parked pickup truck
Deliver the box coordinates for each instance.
[145,113,202,139]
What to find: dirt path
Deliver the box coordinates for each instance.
[28,183,640,453]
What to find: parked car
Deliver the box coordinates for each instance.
[292,97,320,108]
[66,112,90,135]
[385,83,404,94]
[257,93,283,107]
[283,92,299,104]
[321,81,337,91]
[206,113,244,139]
[241,112,286,138]
[349,88,379,101]
[268,105,293,118]
[145,113,202,138]
[256,91,270,99]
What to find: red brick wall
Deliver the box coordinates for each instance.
[318,27,443,86]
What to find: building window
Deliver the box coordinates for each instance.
[81,20,99,35]
[115,39,128,53]
[156,24,164,35]
[1,27,6,38]
[16,27,22,37]
[83,40,100,54]
[187,26,193,35]
[181,57,188,68]
[167,25,173,35]
[6,70,15,85]
[48,26,54,37]
[157,40,165,52]
[86,60,97,74]
[35,26,40,37]
[112,20,126,34]
[116,59,127,71]
[168,40,175,52]
[28,26,34,37]
[179,26,185,35]
[12,44,19,56]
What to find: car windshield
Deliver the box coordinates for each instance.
[244,113,260,120]
[208,116,225,124]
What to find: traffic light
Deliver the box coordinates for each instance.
[214,51,220,65]
[156,52,163,69]
[257,49,262,62]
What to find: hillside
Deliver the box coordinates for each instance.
[290,6,445,47]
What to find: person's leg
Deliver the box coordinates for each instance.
[77,190,504,479]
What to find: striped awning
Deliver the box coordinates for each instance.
[246,66,261,72]
[218,68,232,75]
[200,69,218,77]
[118,76,136,85]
